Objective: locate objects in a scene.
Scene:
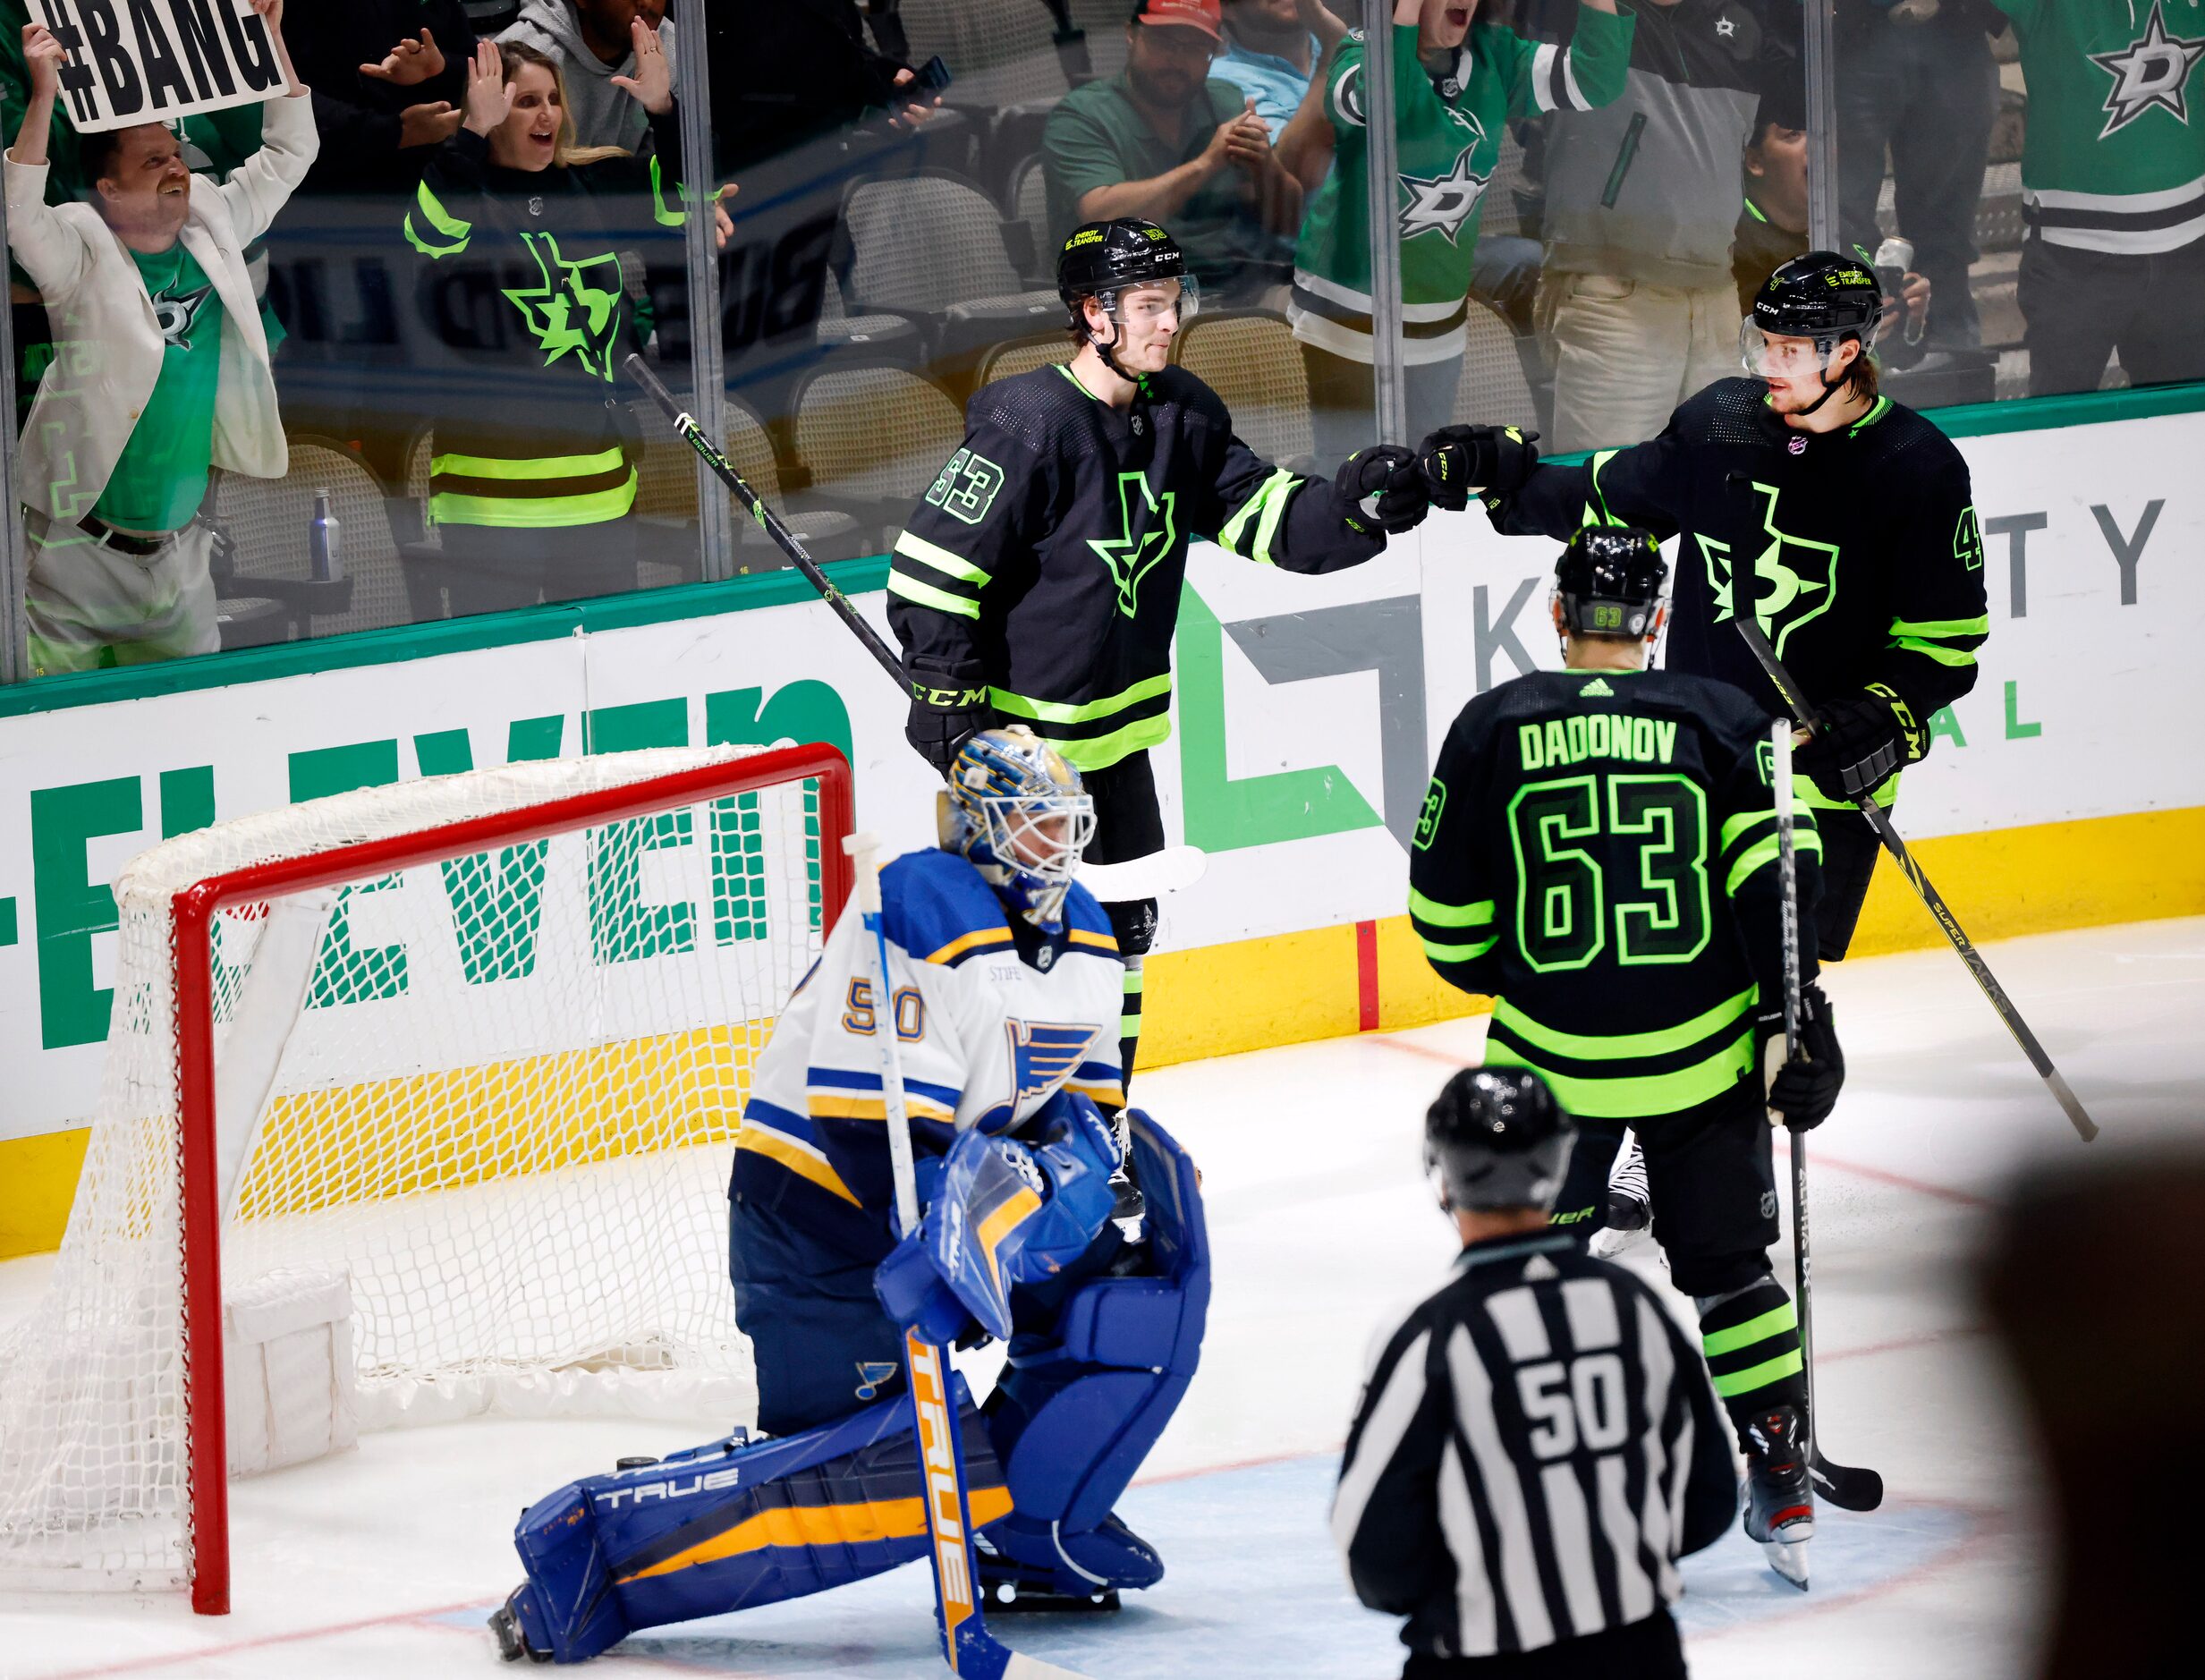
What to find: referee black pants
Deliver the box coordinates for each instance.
[1404,1607,1686,1677]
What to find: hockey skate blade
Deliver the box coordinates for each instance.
[1757,1534,1811,1591]
[1589,1225,1651,1260]
[1079,845,1207,901]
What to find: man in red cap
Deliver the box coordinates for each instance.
[1042,0,1302,306]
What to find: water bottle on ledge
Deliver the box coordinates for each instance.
[310,489,343,582]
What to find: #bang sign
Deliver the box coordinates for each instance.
[28,0,286,134]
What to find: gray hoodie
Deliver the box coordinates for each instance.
[499,1,678,156]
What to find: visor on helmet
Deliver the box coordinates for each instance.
[1739,319,1855,379]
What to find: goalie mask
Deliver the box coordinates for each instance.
[938,726,1098,933]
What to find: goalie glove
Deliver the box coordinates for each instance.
[903,657,996,778]
[1794,683,1924,803]
[1416,424,1540,511]
[873,1091,1123,1344]
[1759,984,1845,1132]
[1335,444,1431,535]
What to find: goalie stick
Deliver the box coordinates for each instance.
[1772,725,1885,1517]
[844,834,1091,1680]
[1730,614,2099,1144]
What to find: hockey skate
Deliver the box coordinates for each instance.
[1589,1141,1652,1260]
[1743,1404,1815,1591]
[973,1512,1162,1612]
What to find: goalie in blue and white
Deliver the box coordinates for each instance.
[489,728,1210,1663]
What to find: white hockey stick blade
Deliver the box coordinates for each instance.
[1079,844,1207,902]
[999,1650,1092,1679]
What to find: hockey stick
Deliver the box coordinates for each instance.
[844,834,1090,1680]
[625,353,906,689]
[1772,726,1886,1517]
[1730,615,2098,1143]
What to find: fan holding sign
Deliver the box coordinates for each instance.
[5,0,310,673]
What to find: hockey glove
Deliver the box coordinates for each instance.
[1794,683,1924,803]
[1335,444,1431,535]
[1415,424,1540,511]
[903,658,996,778]
[1760,984,1845,1132]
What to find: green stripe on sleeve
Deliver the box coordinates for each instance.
[1726,828,1823,895]
[1407,889,1495,929]
[893,530,991,584]
[1719,810,1776,850]
[1888,636,1979,667]
[1710,1348,1807,1397]
[886,570,981,619]
[1217,468,1298,563]
[1582,449,1622,526]
[1888,615,1989,640]
[1701,1301,1799,1357]
[1420,933,1498,964]
[405,179,471,259]
[989,672,1173,725]
[649,155,684,227]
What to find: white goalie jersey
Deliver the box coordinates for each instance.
[733,847,1124,1256]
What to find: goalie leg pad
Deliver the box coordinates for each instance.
[982,1113,1209,1594]
[505,1376,1010,1662]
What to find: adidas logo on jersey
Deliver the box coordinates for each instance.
[1580,677,1616,698]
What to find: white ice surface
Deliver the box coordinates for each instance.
[3,915,2201,1679]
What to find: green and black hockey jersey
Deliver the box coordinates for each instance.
[1410,666,1822,1122]
[1486,378,1989,809]
[1290,8,1634,366]
[1990,0,2205,253]
[887,362,1391,772]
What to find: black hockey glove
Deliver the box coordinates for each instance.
[1760,984,1845,1132]
[1794,683,1924,803]
[1415,424,1540,511]
[1335,444,1430,536]
[904,659,995,778]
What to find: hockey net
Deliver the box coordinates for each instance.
[0,744,852,1611]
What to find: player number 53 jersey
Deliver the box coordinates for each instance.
[734,850,1124,1260]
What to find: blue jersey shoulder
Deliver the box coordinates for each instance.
[881,849,1017,967]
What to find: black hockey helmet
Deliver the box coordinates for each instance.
[1057,217,1198,334]
[1556,526,1666,640]
[1742,250,1884,387]
[1424,1069,1575,1214]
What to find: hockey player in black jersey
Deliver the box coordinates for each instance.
[1407,529,1846,1588]
[1336,1068,1735,1676]
[888,216,1433,1080]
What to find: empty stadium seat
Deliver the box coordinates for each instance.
[840,171,1058,322]
[213,437,407,639]
[1005,152,1055,280]
[975,332,1073,386]
[791,363,966,554]
[1173,310,1315,472]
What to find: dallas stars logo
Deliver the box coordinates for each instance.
[152,284,215,353]
[501,233,625,380]
[1088,471,1177,618]
[1398,148,1492,244]
[1693,480,1838,658]
[2090,1,2205,140]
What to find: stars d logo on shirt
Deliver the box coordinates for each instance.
[2089,0,2205,140]
[1398,148,1491,246]
[153,284,215,352]
[1088,471,1178,618]
[501,232,624,380]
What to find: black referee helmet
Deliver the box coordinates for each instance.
[1425,1069,1576,1213]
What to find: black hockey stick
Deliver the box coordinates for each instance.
[1731,615,2099,1144]
[1772,725,1886,1517]
[624,353,907,691]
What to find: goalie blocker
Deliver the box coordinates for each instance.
[494,1111,1209,1662]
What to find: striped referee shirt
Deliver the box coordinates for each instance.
[1334,1232,1735,1660]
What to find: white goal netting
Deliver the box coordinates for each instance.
[0,747,834,1592]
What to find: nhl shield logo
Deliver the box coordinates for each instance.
[1692,480,1838,658]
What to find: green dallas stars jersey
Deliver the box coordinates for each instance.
[1410,666,1822,1122]
[1290,10,1633,366]
[403,112,689,530]
[887,363,1391,771]
[1488,378,1989,810]
[1990,0,2205,253]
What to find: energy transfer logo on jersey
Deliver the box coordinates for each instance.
[502,233,625,381]
[1694,481,1838,658]
[1089,471,1178,617]
[2090,2,2205,139]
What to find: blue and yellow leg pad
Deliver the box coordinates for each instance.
[499,1374,1009,1662]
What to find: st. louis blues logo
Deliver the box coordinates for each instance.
[853,1361,901,1402]
[1005,1020,1093,1099]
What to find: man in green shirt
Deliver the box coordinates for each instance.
[6,4,316,675]
[1042,0,1303,305]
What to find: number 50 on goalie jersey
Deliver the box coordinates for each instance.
[1409,670,1824,1124]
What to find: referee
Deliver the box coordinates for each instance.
[1335,1071,1735,1677]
